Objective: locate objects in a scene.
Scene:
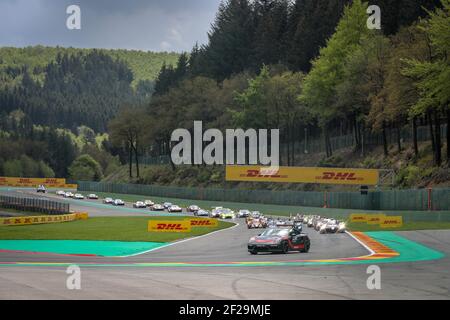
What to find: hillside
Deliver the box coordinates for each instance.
[103,139,450,191]
[0,46,180,88]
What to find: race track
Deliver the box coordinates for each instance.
[1,188,449,299]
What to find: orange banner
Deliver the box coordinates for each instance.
[225,166,379,185]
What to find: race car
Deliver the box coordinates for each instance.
[237,209,250,218]
[87,194,98,200]
[247,217,267,229]
[195,209,210,217]
[103,197,114,204]
[250,211,262,218]
[319,220,337,234]
[37,185,46,193]
[113,199,125,206]
[248,227,310,255]
[168,205,182,213]
[133,201,147,208]
[187,205,200,213]
[276,219,294,228]
[56,190,66,196]
[144,200,155,207]
[337,221,347,233]
[163,202,173,210]
[64,192,74,198]
[74,193,85,200]
[219,209,235,219]
[210,207,223,218]
[150,204,164,211]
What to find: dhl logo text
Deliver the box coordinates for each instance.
[317,172,361,181]
[241,170,287,179]
[156,223,187,231]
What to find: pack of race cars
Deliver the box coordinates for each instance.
[245,214,348,255]
[50,187,350,256]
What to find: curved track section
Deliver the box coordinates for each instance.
[0,188,449,299]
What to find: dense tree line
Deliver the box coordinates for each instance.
[112,0,449,177]
[153,0,441,85]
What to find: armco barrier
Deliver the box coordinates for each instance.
[76,181,450,211]
[0,194,70,215]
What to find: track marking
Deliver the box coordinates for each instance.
[1,231,444,268]
[119,222,240,257]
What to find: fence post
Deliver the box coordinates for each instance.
[323,191,328,208]
[428,187,432,211]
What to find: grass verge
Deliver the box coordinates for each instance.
[0,216,234,242]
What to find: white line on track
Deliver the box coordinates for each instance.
[345,230,375,256]
[118,221,241,258]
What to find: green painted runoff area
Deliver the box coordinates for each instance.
[0,240,167,257]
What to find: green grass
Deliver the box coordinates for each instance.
[347,221,450,232]
[0,216,234,242]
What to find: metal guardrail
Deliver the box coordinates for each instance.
[0,194,70,215]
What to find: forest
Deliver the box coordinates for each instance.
[107,0,449,189]
[0,47,178,179]
[0,0,449,190]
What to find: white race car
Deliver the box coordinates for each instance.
[113,199,125,206]
[133,201,147,208]
[64,192,74,198]
[168,205,182,213]
[144,200,155,207]
[151,204,164,211]
[237,209,250,218]
[74,193,85,200]
[103,198,114,204]
[87,194,98,200]
[56,190,66,196]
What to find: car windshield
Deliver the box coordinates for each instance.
[260,229,290,237]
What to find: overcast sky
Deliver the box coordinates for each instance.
[0,0,222,52]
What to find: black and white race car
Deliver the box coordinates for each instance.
[248,227,310,255]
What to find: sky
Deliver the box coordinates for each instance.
[0,0,223,52]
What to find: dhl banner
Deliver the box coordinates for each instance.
[0,177,77,189]
[225,166,379,185]
[366,214,386,225]
[380,216,403,228]
[148,220,191,233]
[350,214,368,223]
[0,212,88,227]
[75,212,89,220]
[185,218,218,227]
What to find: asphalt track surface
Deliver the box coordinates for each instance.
[1,188,449,299]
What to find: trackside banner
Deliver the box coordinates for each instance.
[148,220,191,233]
[0,212,88,227]
[0,177,77,188]
[225,166,379,185]
[380,216,403,228]
[350,214,368,223]
[185,218,218,227]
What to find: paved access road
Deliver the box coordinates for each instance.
[0,188,449,299]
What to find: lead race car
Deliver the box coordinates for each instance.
[248,227,310,254]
